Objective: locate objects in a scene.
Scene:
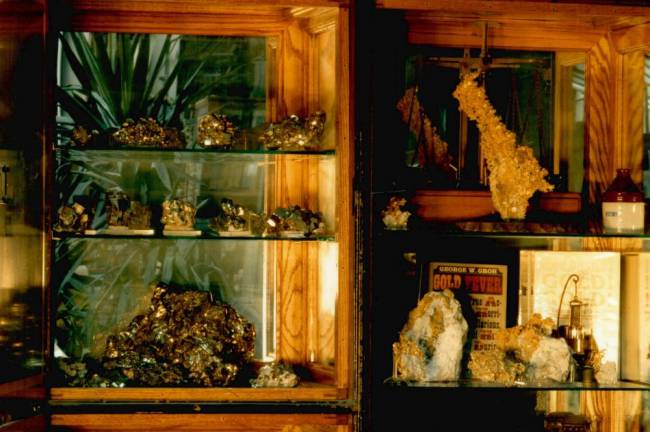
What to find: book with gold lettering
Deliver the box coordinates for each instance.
[519,250,620,367]
[428,262,508,353]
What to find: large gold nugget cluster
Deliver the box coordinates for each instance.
[453,73,552,219]
[103,283,256,386]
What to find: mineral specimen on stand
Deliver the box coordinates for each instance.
[105,190,151,230]
[161,199,196,230]
[102,283,256,386]
[210,198,251,234]
[392,289,468,381]
[468,314,572,385]
[250,362,299,388]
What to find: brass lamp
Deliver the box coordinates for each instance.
[556,274,594,382]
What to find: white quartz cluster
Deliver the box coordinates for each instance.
[393,289,468,381]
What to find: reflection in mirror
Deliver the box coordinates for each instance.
[554,53,585,194]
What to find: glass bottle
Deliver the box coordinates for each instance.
[602,168,645,234]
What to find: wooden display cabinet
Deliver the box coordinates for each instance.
[365,1,650,431]
[2,0,357,430]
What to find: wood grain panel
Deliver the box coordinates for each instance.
[64,0,348,13]
[333,6,353,397]
[66,12,290,36]
[50,384,340,402]
[619,50,645,184]
[0,1,44,14]
[0,416,46,432]
[611,21,650,54]
[0,14,44,35]
[585,37,617,204]
[276,241,309,364]
[581,391,643,432]
[406,16,602,51]
[0,374,44,399]
[377,0,650,20]
[51,413,350,431]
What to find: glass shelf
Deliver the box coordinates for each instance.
[52,232,336,242]
[384,377,650,391]
[55,146,335,161]
[376,226,650,250]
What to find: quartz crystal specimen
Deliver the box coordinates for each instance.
[250,362,299,388]
[381,196,411,230]
[393,289,468,382]
[102,283,255,386]
[468,314,572,385]
[112,117,185,148]
[197,113,239,149]
[161,199,196,230]
[260,111,326,150]
[453,73,553,220]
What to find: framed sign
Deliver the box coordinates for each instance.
[429,262,507,352]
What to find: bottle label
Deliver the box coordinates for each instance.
[602,202,645,233]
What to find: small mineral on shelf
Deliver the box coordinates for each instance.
[54,198,95,233]
[161,199,197,231]
[112,117,185,148]
[264,205,326,238]
[260,111,326,150]
[250,362,299,388]
[196,113,239,149]
[381,196,411,230]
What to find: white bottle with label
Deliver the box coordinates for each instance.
[602,169,645,234]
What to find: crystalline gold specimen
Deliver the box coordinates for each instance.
[469,314,570,385]
[453,73,553,219]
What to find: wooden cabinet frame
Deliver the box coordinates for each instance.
[372,2,650,431]
[48,0,355,404]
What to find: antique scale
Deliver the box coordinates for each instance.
[413,21,550,185]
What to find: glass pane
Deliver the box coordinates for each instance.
[54,238,270,365]
[53,32,337,389]
[57,33,266,149]
[0,24,45,385]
